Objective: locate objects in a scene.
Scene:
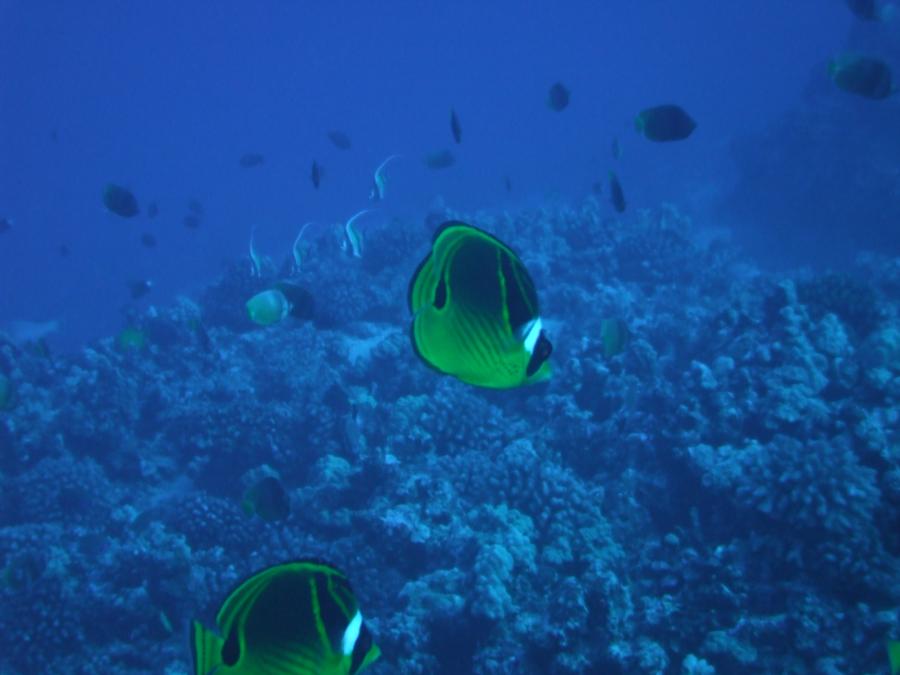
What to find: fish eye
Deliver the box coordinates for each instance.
[433,275,447,309]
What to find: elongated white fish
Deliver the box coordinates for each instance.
[369,154,400,202]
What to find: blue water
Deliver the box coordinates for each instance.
[0,1,866,350]
[1,2,900,674]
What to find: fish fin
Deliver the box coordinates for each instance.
[255,645,329,675]
[889,639,900,675]
[190,620,223,675]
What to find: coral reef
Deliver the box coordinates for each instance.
[0,198,897,673]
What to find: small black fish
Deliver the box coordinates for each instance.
[327,130,352,150]
[146,202,158,219]
[829,54,895,99]
[0,217,11,234]
[424,150,455,170]
[547,82,570,111]
[609,171,626,213]
[635,105,696,142]
[183,214,201,229]
[140,232,157,248]
[103,184,140,218]
[128,279,153,300]
[187,199,204,215]
[311,160,322,189]
[239,152,265,168]
[242,476,290,522]
[450,108,462,144]
[845,0,889,20]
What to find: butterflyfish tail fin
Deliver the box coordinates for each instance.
[191,620,224,675]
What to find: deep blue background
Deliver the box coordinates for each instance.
[0,1,873,350]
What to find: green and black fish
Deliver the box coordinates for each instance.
[547,82,570,111]
[191,560,380,675]
[889,639,900,675]
[829,54,895,99]
[246,283,314,326]
[450,108,462,144]
[103,184,139,218]
[635,104,696,142]
[409,221,552,388]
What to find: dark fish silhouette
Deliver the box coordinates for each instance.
[635,105,696,142]
[547,82,570,111]
[146,202,158,219]
[128,279,153,300]
[609,171,626,213]
[327,130,352,150]
[311,160,322,189]
[845,0,891,20]
[239,152,265,168]
[140,233,157,248]
[103,184,139,218]
[187,199,204,215]
[450,108,462,144]
[424,150,455,170]
[183,214,201,229]
[829,54,895,99]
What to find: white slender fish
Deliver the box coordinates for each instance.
[369,154,400,202]
[292,222,315,274]
[344,209,374,258]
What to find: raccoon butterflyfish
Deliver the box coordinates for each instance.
[889,639,900,675]
[246,283,314,326]
[191,560,381,675]
[408,221,552,388]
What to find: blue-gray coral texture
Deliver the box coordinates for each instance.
[1,200,899,674]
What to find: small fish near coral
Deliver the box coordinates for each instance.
[241,476,290,522]
[246,282,314,327]
[191,560,380,675]
[409,221,552,388]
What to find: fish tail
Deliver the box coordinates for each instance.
[191,620,224,675]
[888,639,900,675]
